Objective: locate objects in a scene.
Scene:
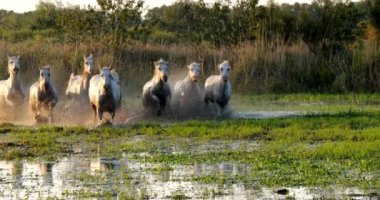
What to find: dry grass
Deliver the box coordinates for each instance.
[0,39,378,96]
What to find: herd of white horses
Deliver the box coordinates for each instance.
[0,55,232,125]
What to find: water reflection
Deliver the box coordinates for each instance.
[39,161,54,186]
[233,111,303,119]
[90,157,120,172]
[0,156,377,199]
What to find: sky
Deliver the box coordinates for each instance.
[0,0,313,13]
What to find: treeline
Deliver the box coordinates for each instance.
[0,0,380,93]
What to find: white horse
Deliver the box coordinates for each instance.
[29,66,58,124]
[66,54,95,99]
[89,67,121,124]
[204,60,231,116]
[173,62,202,115]
[0,56,25,108]
[142,59,171,116]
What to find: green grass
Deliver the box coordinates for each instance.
[232,93,380,113]
[1,94,380,192]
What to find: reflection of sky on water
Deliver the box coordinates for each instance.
[0,157,375,199]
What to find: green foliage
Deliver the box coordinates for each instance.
[370,0,380,30]
[96,0,144,46]
[0,0,379,93]
[143,0,259,46]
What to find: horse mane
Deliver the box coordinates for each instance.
[81,68,91,80]
[152,69,162,83]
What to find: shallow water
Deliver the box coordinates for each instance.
[1,97,379,199]
[0,156,377,199]
[232,111,304,119]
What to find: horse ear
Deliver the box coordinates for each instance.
[154,58,166,67]
[90,54,93,59]
[109,65,113,70]
[83,55,87,61]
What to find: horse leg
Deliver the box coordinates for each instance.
[91,104,97,124]
[35,103,42,123]
[214,103,221,116]
[5,96,15,107]
[204,97,209,112]
[164,98,171,115]
[111,111,116,123]
[158,99,166,117]
[48,106,54,124]
[97,108,103,124]
[12,106,17,121]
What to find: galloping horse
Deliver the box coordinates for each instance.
[29,66,58,124]
[142,58,171,116]
[173,62,202,116]
[204,60,231,116]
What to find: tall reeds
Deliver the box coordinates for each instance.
[0,38,378,95]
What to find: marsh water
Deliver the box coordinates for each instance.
[0,154,377,199]
[1,96,380,199]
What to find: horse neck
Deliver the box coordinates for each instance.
[153,73,163,87]
[82,71,92,91]
[101,85,113,97]
[38,80,50,93]
[187,72,192,81]
[8,73,19,87]
[185,75,195,86]
[219,77,227,92]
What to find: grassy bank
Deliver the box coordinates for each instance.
[0,111,380,190]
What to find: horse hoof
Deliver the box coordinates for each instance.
[96,120,113,127]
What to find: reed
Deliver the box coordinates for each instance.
[0,38,378,95]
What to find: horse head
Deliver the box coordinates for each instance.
[187,62,201,82]
[83,54,95,75]
[99,66,114,94]
[218,60,231,82]
[38,65,51,90]
[154,58,169,82]
[8,55,20,76]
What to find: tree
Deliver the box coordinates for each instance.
[96,0,144,48]
[370,0,380,31]
[298,0,362,55]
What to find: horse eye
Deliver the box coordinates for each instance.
[228,68,231,71]
[48,73,50,76]
[10,61,13,64]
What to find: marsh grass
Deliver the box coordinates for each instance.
[0,109,380,190]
